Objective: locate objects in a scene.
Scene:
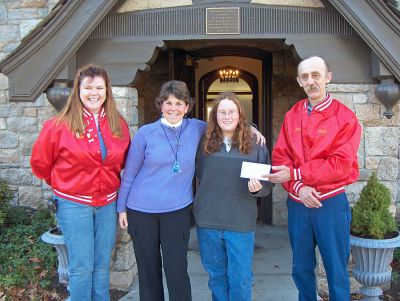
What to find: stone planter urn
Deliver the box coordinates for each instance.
[350,231,400,301]
[41,226,70,298]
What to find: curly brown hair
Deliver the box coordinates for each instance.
[204,92,252,155]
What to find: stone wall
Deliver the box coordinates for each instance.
[116,0,191,12]
[116,0,323,13]
[0,0,58,61]
[0,0,60,205]
[329,84,400,217]
[252,0,323,7]
[270,48,305,225]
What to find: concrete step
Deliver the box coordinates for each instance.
[119,226,301,301]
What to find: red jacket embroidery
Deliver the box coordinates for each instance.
[272,95,362,201]
[30,108,130,206]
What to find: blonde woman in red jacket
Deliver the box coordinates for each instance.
[30,64,130,301]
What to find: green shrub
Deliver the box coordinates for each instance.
[0,180,14,227]
[0,207,58,296]
[395,245,400,261]
[4,206,33,226]
[0,211,5,227]
[351,172,397,239]
[394,222,400,262]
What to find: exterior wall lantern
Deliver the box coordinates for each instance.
[375,78,400,119]
[46,83,71,112]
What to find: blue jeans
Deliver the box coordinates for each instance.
[56,197,117,301]
[197,227,255,301]
[287,193,351,301]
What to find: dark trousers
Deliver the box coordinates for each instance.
[127,206,192,301]
[287,192,351,301]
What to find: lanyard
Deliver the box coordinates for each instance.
[160,120,184,173]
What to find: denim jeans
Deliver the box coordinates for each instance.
[197,227,255,301]
[287,192,351,301]
[56,197,117,301]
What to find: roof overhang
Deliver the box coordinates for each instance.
[0,0,118,101]
[328,0,400,81]
[0,0,399,102]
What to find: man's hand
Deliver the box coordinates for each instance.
[119,212,129,229]
[250,126,266,145]
[298,186,322,208]
[266,165,291,183]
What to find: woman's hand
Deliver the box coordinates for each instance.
[248,177,262,193]
[119,212,128,229]
[250,126,266,145]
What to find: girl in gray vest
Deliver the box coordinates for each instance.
[193,92,273,301]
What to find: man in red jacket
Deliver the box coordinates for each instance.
[268,56,361,301]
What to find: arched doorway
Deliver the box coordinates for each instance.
[198,67,258,126]
[196,54,272,224]
[133,44,274,224]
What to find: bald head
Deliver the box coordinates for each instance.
[296,56,333,105]
[298,56,330,76]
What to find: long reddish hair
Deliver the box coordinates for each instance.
[203,92,252,154]
[56,64,124,137]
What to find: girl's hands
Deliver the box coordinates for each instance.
[248,177,262,193]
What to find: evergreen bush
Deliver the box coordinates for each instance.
[0,180,14,227]
[351,172,397,239]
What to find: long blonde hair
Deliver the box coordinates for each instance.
[204,92,252,154]
[56,64,123,137]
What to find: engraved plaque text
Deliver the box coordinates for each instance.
[206,7,240,35]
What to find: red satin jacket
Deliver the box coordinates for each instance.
[30,108,130,206]
[272,94,362,201]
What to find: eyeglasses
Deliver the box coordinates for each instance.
[217,110,238,117]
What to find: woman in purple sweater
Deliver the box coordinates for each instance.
[117,81,264,301]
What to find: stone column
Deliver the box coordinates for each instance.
[109,86,139,291]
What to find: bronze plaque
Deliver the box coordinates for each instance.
[206,7,240,35]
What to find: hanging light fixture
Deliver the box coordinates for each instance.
[219,68,239,83]
[375,78,400,119]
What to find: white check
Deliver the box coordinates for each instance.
[240,161,271,181]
